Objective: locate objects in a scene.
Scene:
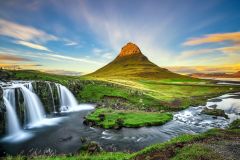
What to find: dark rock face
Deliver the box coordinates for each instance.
[0,88,6,136]
[0,70,14,81]
[33,81,58,113]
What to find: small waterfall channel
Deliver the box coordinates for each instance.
[0,81,84,142]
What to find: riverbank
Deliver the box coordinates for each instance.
[5,119,240,160]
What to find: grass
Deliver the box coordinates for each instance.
[78,77,240,111]
[171,144,223,160]
[229,119,240,129]
[5,152,130,160]
[85,108,173,128]
[7,70,79,85]
[4,69,240,111]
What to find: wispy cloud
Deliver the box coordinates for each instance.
[64,39,79,46]
[44,53,102,65]
[0,18,58,43]
[178,48,216,59]
[15,40,51,52]
[92,48,113,59]
[183,32,240,46]
[0,46,102,65]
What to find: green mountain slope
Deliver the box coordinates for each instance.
[87,42,191,80]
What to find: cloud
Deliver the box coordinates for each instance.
[102,52,113,59]
[43,69,82,76]
[55,0,174,65]
[166,65,240,74]
[45,53,102,65]
[0,54,30,61]
[0,63,43,70]
[0,18,58,43]
[92,48,113,59]
[64,39,79,46]
[178,48,216,59]
[15,40,51,52]
[183,32,240,46]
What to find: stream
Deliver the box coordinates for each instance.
[0,81,239,155]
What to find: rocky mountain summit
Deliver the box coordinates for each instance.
[117,42,142,58]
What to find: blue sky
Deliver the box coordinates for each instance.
[0,0,240,75]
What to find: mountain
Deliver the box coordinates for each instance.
[189,71,240,78]
[87,42,188,80]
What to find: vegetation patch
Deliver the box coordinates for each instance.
[229,119,240,129]
[201,107,228,119]
[84,108,173,129]
[171,144,223,160]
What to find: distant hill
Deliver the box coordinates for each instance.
[189,71,240,78]
[87,42,191,80]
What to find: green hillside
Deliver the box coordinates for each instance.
[87,42,192,80]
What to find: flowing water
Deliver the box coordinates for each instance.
[57,84,78,112]
[47,82,56,113]
[18,84,46,127]
[0,81,239,155]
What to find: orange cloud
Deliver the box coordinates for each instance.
[0,54,31,61]
[184,32,240,46]
[167,64,240,74]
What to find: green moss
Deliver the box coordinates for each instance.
[201,108,228,119]
[85,108,173,128]
[5,152,130,160]
[229,119,240,129]
[171,144,223,160]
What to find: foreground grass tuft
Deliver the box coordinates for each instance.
[171,144,223,160]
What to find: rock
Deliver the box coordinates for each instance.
[98,114,105,121]
[80,141,102,154]
[59,136,73,142]
[201,107,228,119]
[117,42,142,58]
[0,88,6,136]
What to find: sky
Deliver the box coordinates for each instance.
[0,0,240,75]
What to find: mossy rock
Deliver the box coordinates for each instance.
[229,119,240,129]
[201,107,228,119]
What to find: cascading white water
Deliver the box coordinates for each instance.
[18,85,46,125]
[47,82,56,112]
[28,82,34,92]
[4,88,16,110]
[57,84,78,111]
[3,92,21,135]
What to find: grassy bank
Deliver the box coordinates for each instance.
[85,108,173,128]
[3,70,240,111]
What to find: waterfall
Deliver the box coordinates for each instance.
[4,88,16,110]
[47,82,56,113]
[25,82,34,92]
[3,92,21,135]
[18,84,46,125]
[57,84,78,111]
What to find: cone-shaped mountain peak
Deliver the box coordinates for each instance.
[87,42,187,80]
[117,42,142,58]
